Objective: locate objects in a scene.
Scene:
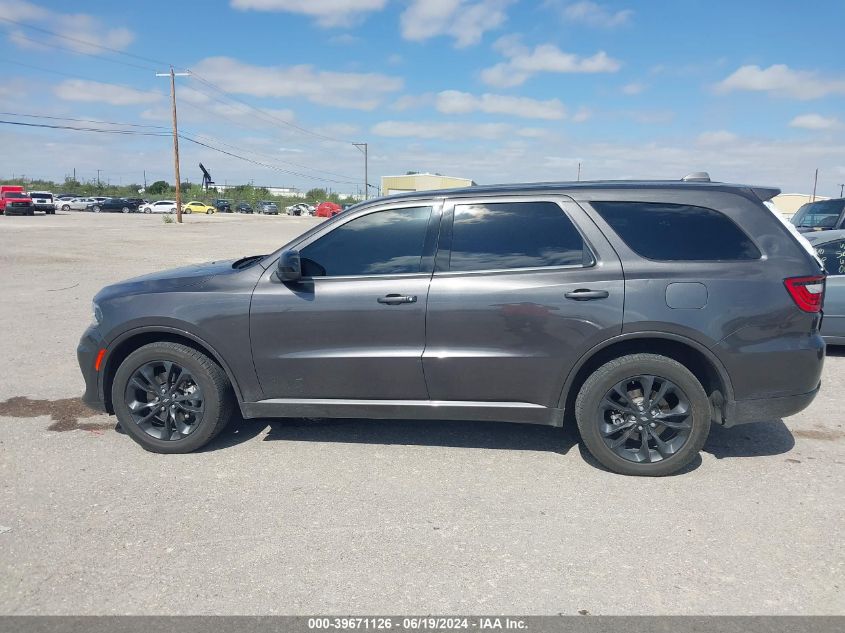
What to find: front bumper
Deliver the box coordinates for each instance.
[724,383,821,427]
[77,325,108,412]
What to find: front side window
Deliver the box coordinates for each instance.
[592,201,761,261]
[448,201,590,272]
[815,239,845,275]
[300,206,432,277]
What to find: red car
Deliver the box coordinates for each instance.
[315,201,342,218]
[0,186,33,216]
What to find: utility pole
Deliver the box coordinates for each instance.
[577,162,581,182]
[811,168,818,202]
[96,169,102,187]
[156,66,191,223]
[839,183,844,198]
[353,142,368,199]
[143,170,147,190]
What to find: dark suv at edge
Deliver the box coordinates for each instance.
[78,176,825,476]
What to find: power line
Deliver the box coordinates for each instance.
[6,32,157,72]
[0,119,169,137]
[179,134,359,185]
[188,73,356,145]
[0,16,169,71]
[0,111,169,130]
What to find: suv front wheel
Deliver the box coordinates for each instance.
[575,354,711,476]
[112,342,233,453]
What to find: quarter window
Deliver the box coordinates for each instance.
[448,201,590,272]
[591,201,761,261]
[815,239,845,276]
[300,206,432,277]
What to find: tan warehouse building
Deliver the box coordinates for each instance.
[381,173,475,196]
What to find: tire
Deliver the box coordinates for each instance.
[62,205,70,211]
[575,353,711,476]
[144,208,151,214]
[93,206,101,213]
[185,209,192,214]
[112,342,234,454]
[122,207,130,213]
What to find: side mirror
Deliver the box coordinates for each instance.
[276,249,302,282]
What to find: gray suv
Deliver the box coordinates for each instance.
[78,176,825,475]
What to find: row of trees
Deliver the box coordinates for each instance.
[1,176,357,209]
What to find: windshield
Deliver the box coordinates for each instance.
[791,199,845,229]
[30,192,52,199]
[3,191,27,198]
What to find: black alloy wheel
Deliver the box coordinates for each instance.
[598,375,692,463]
[123,360,205,441]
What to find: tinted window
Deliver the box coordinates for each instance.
[792,200,845,229]
[815,239,845,276]
[448,201,589,272]
[301,206,431,277]
[592,201,761,261]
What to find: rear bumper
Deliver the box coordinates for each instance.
[77,325,107,412]
[724,383,820,427]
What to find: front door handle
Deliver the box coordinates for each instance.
[565,289,609,301]
[377,294,418,305]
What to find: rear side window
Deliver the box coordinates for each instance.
[814,239,845,275]
[591,201,761,261]
[448,201,590,272]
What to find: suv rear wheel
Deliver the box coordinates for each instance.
[575,353,711,476]
[112,342,233,453]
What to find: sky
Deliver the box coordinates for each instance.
[0,0,844,197]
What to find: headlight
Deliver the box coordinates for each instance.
[92,302,103,325]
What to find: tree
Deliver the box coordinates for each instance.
[148,180,170,195]
[306,188,327,202]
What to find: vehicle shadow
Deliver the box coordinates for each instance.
[204,413,580,455]
[825,345,845,357]
[204,413,796,470]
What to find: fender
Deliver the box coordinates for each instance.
[102,324,249,405]
[556,330,736,410]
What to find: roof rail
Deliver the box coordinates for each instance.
[682,172,711,182]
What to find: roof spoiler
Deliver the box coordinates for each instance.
[750,186,780,202]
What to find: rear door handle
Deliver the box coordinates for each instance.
[565,289,609,301]
[377,294,418,305]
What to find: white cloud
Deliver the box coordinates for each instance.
[0,0,134,54]
[697,130,738,146]
[53,80,162,106]
[401,0,512,48]
[229,0,387,27]
[559,1,633,27]
[391,93,436,111]
[435,90,566,119]
[372,120,513,140]
[481,36,621,87]
[790,113,842,131]
[715,64,845,100]
[571,106,592,123]
[190,57,403,111]
[621,82,645,95]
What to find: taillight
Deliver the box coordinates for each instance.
[784,275,825,313]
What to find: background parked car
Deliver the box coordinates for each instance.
[124,198,147,212]
[88,198,138,213]
[60,197,96,211]
[184,201,215,214]
[257,200,278,215]
[0,189,33,215]
[285,203,311,216]
[791,198,845,232]
[235,202,253,214]
[29,192,56,214]
[805,229,845,344]
[140,200,177,214]
[315,201,342,217]
[213,198,232,213]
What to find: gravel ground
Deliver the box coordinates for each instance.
[0,211,843,615]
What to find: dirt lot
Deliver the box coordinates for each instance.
[0,211,843,615]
